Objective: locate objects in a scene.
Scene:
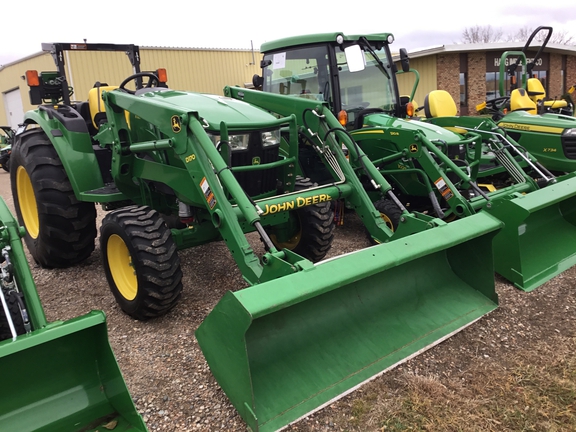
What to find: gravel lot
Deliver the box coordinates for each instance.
[1,168,575,432]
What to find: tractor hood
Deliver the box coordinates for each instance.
[360,112,466,143]
[131,90,279,130]
[499,111,576,135]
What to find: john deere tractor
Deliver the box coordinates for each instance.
[253,31,576,292]
[12,41,504,432]
[477,26,576,173]
[0,126,13,172]
[0,195,148,431]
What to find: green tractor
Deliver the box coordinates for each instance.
[0,195,148,431]
[0,126,13,172]
[476,25,576,173]
[253,31,576,292]
[13,42,502,432]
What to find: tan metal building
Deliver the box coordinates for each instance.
[0,46,261,128]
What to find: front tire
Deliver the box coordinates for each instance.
[0,291,29,341]
[368,198,402,244]
[100,205,183,320]
[10,129,97,267]
[268,178,335,262]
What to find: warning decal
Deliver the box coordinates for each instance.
[434,177,454,201]
[200,177,217,209]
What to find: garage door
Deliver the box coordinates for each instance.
[3,88,24,129]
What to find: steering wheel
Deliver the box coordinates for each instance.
[354,108,385,129]
[485,96,510,113]
[119,72,160,94]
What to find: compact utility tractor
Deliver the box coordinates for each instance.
[0,126,13,172]
[0,196,148,432]
[476,26,576,173]
[13,42,502,432]
[254,31,576,292]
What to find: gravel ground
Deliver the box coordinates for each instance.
[1,169,575,432]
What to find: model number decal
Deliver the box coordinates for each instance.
[543,148,557,152]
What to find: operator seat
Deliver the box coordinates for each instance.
[526,78,569,112]
[509,88,537,114]
[423,90,458,118]
[88,82,119,129]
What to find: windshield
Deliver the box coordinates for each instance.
[261,42,398,115]
[262,45,332,102]
[337,43,397,113]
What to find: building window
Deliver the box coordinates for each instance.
[460,72,467,105]
[486,72,502,98]
[459,53,468,115]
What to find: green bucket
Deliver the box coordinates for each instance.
[0,311,148,432]
[486,173,576,291]
[196,212,501,431]
[0,195,147,432]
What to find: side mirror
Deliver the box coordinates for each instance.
[400,48,410,73]
[252,74,263,88]
[345,45,365,73]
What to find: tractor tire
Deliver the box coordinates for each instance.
[100,205,183,320]
[10,129,97,268]
[269,178,335,262]
[0,291,28,342]
[369,198,403,244]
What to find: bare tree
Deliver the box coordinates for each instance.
[461,25,504,43]
[462,25,574,45]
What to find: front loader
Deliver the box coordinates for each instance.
[254,31,576,292]
[13,42,501,432]
[0,195,147,432]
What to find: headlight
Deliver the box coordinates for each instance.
[209,133,250,150]
[262,130,281,147]
[563,128,576,137]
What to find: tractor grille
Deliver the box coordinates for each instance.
[562,135,576,159]
[231,142,279,196]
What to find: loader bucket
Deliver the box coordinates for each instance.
[196,212,501,432]
[486,173,576,291]
[0,311,148,432]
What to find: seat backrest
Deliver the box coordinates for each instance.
[510,88,537,114]
[423,90,457,118]
[526,78,546,104]
[88,85,118,129]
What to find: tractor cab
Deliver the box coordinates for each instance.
[254,33,409,130]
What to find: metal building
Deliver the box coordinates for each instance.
[0,45,261,128]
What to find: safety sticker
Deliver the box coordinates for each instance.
[200,177,217,209]
[171,115,182,133]
[434,177,453,201]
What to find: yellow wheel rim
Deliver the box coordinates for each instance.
[107,234,138,301]
[372,212,395,245]
[271,230,302,250]
[269,213,302,250]
[381,213,395,231]
[16,166,39,239]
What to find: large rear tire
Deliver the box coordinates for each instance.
[100,205,183,320]
[268,178,335,262]
[10,129,97,268]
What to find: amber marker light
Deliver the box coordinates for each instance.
[156,68,168,83]
[338,110,348,126]
[406,102,415,117]
[25,70,40,87]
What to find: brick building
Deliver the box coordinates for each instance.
[395,42,576,115]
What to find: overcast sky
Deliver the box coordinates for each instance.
[1,0,575,67]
